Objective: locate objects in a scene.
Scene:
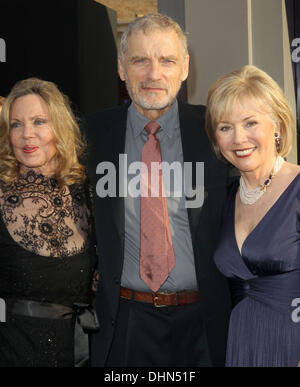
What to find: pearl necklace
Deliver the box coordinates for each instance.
[239,156,284,205]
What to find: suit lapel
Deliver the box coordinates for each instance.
[106,105,128,251]
[178,101,206,245]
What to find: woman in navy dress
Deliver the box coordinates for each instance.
[205,65,300,367]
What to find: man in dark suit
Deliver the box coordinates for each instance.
[86,13,232,367]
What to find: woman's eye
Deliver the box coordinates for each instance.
[246,121,257,128]
[10,122,20,129]
[34,119,45,125]
[219,126,231,132]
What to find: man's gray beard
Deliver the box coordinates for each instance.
[134,95,174,111]
[124,79,181,111]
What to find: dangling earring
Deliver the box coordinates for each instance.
[274,132,281,153]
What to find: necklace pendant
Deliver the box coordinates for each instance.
[263,174,273,189]
[260,184,267,192]
[239,156,284,205]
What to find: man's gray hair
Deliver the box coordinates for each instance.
[119,13,188,63]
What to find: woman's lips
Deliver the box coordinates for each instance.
[234,147,256,158]
[23,146,39,153]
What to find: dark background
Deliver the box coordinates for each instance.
[0,0,118,116]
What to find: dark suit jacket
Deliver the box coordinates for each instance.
[85,100,232,367]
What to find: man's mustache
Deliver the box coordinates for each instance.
[140,82,168,90]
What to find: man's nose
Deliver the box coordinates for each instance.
[147,61,162,80]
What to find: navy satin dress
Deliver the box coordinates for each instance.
[214,174,300,367]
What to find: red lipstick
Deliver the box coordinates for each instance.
[23,146,39,153]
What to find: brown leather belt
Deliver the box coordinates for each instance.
[120,287,200,307]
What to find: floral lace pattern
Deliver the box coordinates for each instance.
[0,170,92,257]
[0,170,98,366]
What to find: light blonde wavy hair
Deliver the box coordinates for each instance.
[205,65,295,161]
[0,78,86,185]
[0,96,5,107]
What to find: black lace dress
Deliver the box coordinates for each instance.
[0,170,98,367]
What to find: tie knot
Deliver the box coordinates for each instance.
[145,121,160,136]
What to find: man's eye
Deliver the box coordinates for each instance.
[134,58,146,64]
[163,59,175,64]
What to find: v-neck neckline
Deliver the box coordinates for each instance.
[232,173,300,257]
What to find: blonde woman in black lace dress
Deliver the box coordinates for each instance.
[0,78,99,367]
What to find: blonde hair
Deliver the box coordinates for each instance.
[119,13,188,63]
[0,78,86,185]
[205,65,295,161]
[0,96,5,107]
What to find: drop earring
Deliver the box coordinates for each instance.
[274,132,281,153]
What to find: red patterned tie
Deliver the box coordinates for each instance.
[140,121,175,292]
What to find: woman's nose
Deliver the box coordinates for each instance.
[233,126,248,144]
[23,123,35,138]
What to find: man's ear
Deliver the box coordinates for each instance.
[118,57,125,81]
[181,54,189,82]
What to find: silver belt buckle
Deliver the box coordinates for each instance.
[152,292,177,307]
[152,294,165,307]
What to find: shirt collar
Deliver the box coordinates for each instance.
[128,100,179,139]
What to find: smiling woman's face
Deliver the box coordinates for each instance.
[215,98,278,175]
[9,94,57,175]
